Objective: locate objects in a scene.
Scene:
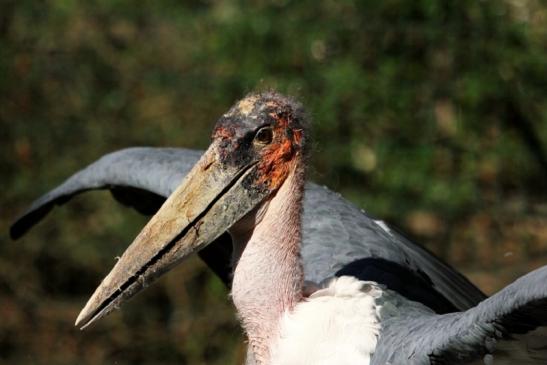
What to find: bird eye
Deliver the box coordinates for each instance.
[254,127,274,145]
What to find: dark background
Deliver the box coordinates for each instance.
[1,1,547,364]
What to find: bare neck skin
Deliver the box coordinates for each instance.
[229,162,305,365]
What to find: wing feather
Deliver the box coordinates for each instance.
[373,266,547,364]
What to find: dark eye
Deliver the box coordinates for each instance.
[254,127,274,145]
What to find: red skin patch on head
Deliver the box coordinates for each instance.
[213,126,234,139]
[257,114,300,190]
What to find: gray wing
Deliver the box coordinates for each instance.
[373,266,547,365]
[10,147,486,313]
[302,184,485,312]
[10,147,201,236]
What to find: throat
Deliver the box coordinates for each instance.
[230,166,305,365]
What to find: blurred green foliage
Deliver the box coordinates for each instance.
[1,0,547,364]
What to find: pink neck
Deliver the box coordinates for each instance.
[229,162,305,365]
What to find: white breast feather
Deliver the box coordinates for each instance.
[270,276,383,365]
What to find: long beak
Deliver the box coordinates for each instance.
[75,141,267,329]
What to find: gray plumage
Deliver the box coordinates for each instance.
[10,147,547,363]
[373,266,547,364]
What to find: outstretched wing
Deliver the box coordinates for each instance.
[374,266,547,364]
[10,147,201,238]
[10,147,486,313]
[302,184,485,312]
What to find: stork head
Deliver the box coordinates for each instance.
[75,92,308,328]
[214,93,307,191]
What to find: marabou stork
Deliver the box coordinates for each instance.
[11,92,547,364]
